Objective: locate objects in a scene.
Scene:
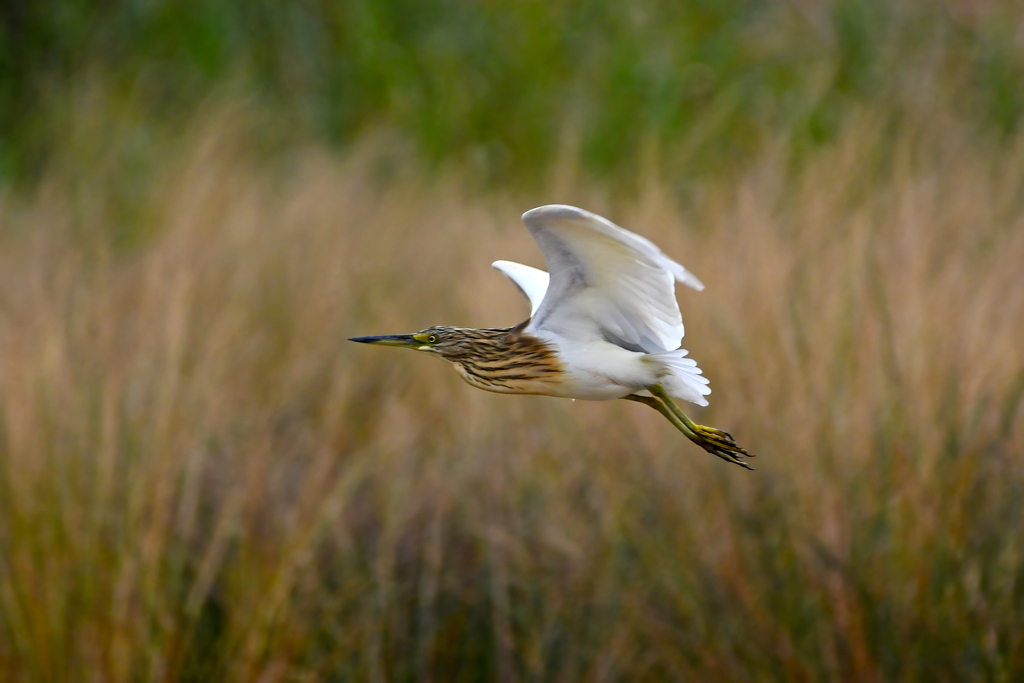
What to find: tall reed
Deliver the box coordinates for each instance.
[0,110,1022,680]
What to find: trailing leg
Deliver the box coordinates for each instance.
[624,386,755,470]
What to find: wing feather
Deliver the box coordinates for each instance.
[521,205,702,353]
[491,260,549,317]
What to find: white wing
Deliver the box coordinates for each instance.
[522,205,703,353]
[492,260,549,317]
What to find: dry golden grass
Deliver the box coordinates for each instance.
[1,110,1023,681]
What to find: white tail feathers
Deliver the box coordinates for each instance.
[643,348,711,407]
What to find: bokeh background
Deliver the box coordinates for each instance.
[2,1,1024,680]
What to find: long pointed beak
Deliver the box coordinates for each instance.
[348,334,421,349]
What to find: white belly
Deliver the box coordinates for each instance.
[541,336,658,401]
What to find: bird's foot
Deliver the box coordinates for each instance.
[626,386,756,470]
[686,422,755,470]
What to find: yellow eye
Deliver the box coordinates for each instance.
[428,335,438,343]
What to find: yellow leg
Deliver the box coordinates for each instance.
[623,385,755,470]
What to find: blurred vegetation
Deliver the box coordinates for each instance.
[2,0,1024,190]
[1,1,1024,681]
[1,117,1022,680]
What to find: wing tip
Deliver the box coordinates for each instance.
[668,263,705,291]
[683,273,706,291]
[492,259,550,318]
[492,260,546,277]
[522,204,591,226]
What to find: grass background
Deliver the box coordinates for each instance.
[2,1,1024,680]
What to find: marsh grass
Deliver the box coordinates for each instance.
[0,109,1023,681]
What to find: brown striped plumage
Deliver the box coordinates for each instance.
[418,324,565,394]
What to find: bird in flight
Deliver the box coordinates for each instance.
[350,205,754,469]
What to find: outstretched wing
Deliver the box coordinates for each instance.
[492,260,549,317]
[522,205,703,353]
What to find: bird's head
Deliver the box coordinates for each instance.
[349,325,485,361]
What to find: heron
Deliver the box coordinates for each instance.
[350,205,754,469]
